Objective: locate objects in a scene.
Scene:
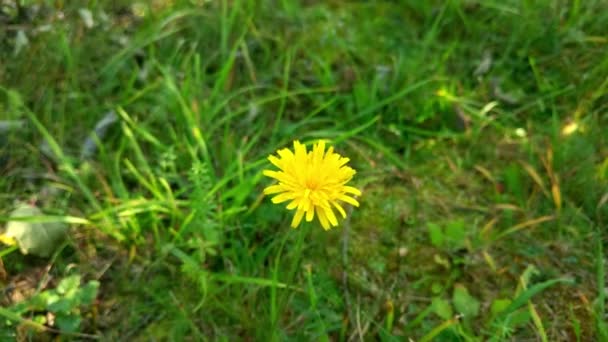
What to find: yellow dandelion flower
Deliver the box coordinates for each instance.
[263,140,361,230]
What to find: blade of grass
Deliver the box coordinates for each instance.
[595,234,608,339]
[0,215,89,225]
[496,278,574,320]
[419,316,460,342]
[305,265,330,341]
[26,112,102,213]
[493,215,555,241]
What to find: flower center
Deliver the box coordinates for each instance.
[305,180,319,190]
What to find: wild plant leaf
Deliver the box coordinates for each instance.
[427,223,443,248]
[432,297,453,320]
[453,284,480,318]
[445,220,466,250]
[78,280,100,305]
[490,298,512,317]
[57,275,81,296]
[4,204,68,257]
[46,296,73,313]
[496,278,574,319]
[55,313,82,333]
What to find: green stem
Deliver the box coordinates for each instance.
[0,245,18,258]
[270,226,308,341]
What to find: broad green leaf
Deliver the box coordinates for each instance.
[490,298,512,316]
[55,313,82,333]
[432,297,453,320]
[4,204,68,257]
[78,281,100,305]
[427,223,444,247]
[47,297,73,314]
[57,275,81,295]
[445,220,466,249]
[453,284,480,318]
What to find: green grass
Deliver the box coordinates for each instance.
[1,0,607,340]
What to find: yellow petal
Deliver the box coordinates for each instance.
[277,147,293,157]
[311,191,332,209]
[318,198,332,210]
[314,140,326,161]
[271,192,298,204]
[263,184,286,195]
[263,170,299,187]
[338,194,360,207]
[340,167,356,178]
[343,186,362,196]
[0,234,17,246]
[323,206,339,227]
[306,204,315,222]
[286,199,300,210]
[268,155,283,169]
[337,157,350,167]
[316,207,330,230]
[262,170,284,181]
[332,201,347,218]
[293,140,305,155]
[291,209,305,228]
[301,197,311,212]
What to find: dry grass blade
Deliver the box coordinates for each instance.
[480,217,499,238]
[494,215,555,241]
[494,203,523,211]
[520,161,550,197]
[599,192,608,209]
[474,165,496,184]
[551,179,562,212]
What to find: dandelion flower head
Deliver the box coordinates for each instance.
[263,140,361,230]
